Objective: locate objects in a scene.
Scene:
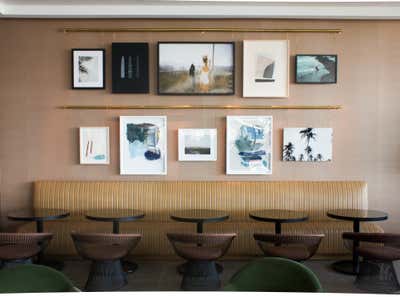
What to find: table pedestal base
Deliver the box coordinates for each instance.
[332,260,357,275]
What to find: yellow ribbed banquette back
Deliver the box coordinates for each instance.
[34,181,367,222]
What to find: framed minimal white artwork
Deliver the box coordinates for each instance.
[79,127,110,164]
[226,116,273,175]
[283,128,333,162]
[120,116,167,175]
[72,49,105,89]
[178,129,217,161]
[243,40,289,98]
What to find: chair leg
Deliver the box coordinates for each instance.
[182,260,220,291]
[355,259,400,293]
[85,260,127,292]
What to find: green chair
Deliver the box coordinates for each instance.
[0,264,79,293]
[224,257,323,292]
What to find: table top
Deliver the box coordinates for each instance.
[249,209,309,223]
[327,209,388,222]
[85,209,145,222]
[170,209,229,224]
[7,208,70,222]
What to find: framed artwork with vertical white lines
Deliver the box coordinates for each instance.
[79,127,110,165]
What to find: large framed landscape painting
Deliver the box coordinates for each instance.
[72,49,105,89]
[226,116,273,175]
[283,128,333,162]
[295,55,337,84]
[120,116,167,175]
[79,127,110,164]
[112,43,149,93]
[158,42,235,95]
[178,129,217,161]
[243,40,289,98]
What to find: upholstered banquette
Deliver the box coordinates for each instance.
[17,181,383,258]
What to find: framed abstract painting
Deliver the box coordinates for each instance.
[283,128,333,162]
[72,49,105,89]
[243,40,289,98]
[226,116,273,175]
[79,127,110,164]
[158,42,235,95]
[295,55,337,84]
[178,129,217,161]
[112,43,149,93]
[120,116,167,175]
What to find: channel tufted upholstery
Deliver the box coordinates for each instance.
[17,181,383,257]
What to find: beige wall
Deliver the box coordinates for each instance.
[0,19,399,231]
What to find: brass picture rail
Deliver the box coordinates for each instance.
[59,105,342,110]
[62,27,342,34]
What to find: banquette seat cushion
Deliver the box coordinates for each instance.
[17,181,383,258]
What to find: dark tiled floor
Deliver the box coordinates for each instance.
[61,258,398,293]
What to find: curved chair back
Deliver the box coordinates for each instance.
[167,233,236,260]
[254,233,324,261]
[0,232,53,246]
[224,257,323,292]
[71,232,141,260]
[0,264,78,293]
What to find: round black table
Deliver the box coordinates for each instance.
[170,209,229,273]
[7,208,70,270]
[170,209,229,233]
[327,209,388,275]
[85,209,145,273]
[249,209,309,234]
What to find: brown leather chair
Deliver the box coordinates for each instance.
[0,233,53,268]
[167,233,236,291]
[71,232,141,291]
[253,233,324,261]
[343,232,400,293]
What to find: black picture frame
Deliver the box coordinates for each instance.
[295,54,338,84]
[72,49,105,89]
[112,43,149,94]
[157,42,235,96]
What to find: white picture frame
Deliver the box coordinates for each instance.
[226,116,273,175]
[243,40,289,98]
[178,129,217,161]
[79,127,110,165]
[283,128,333,162]
[72,49,105,89]
[120,116,167,175]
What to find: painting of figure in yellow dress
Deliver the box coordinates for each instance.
[158,42,234,95]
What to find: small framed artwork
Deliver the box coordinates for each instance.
[178,129,217,161]
[226,116,273,175]
[283,128,333,162]
[295,55,337,84]
[243,40,289,98]
[112,43,149,93]
[79,127,110,164]
[72,49,105,89]
[120,116,167,175]
[158,42,235,95]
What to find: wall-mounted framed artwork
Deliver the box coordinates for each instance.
[79,127,110,164]
[72,49,105,89]
[243,40,289,98]
[120,116,167,175]
[226,116,273,175]
[157,42,235,95]
[295,55,337,84]
[283,128,333,162]
[112,43,149,93]
[178,129,217,161]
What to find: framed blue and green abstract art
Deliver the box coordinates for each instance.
[226,116,273,175]
[120,116,167,175]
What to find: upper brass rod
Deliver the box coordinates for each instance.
[62,28,342,34]
[59,105,342,110]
